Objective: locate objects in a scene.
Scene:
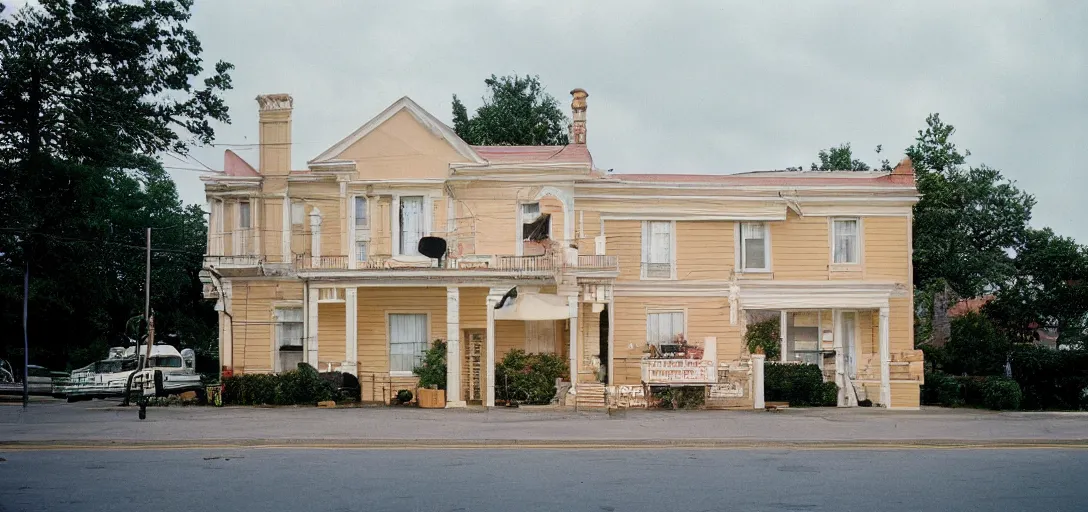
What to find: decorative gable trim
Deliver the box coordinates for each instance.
[308,96,484,165]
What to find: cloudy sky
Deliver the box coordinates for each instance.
[6,1,1087,241]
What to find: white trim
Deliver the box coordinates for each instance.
[310,96,484,164]
[879,306,891,408]
[344,288,358,376]
[281,196,290,261]
[515,200,553,256]
[385,310,432,375]
[445,287,462,406]
[603,212,787,222]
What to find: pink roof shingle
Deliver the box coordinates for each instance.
[472,144,593,165]
[223,149,259,177]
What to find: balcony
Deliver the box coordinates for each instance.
[295,253,620,277]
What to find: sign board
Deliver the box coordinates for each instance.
[641,359,717,384]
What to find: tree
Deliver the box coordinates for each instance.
[451,74,569,145]
[810,143,871,171]
[987,228,1088,349]
[0,0,230,370]
[907,114,1036,299]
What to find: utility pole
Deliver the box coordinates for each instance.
[145,227,151,328]
[22,260,29,409]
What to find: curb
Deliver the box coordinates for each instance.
[2,438,1087,451]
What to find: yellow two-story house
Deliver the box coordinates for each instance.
[201,90,923,409]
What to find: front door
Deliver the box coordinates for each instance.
[599,305,609,384]
[840,311,858,378]
[463,329,485,405]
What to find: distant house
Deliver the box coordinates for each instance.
[948,295,1063,349]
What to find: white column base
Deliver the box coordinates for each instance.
[752,354,766,409]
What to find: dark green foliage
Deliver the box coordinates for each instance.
[0,0,231,372]
[395,389,413,405]
[221,364,334,406]
[764,363,837,407]
[412,340,447,390]
[811,143,871,171]
[744,317,781,360]
[495,349,568,405]
[1009,345,1088,410]
[921,371,964,407]
[942,312,1011,376]
[652,386,706,410]
[981,377,1022,410]
[451,74,569,146]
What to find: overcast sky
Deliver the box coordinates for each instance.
[5,1,1087,241]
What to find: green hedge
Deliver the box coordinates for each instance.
[764,363,838,407]
[495,350,568,405]
[921,373,1023,410]
[222,363,335,406]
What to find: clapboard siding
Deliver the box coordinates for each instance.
[770,212,829,279]
[317,303,345,370]
[864,216,910,281]
[605,220,642,281]
[676,221,734,280]
[356,287,446,401]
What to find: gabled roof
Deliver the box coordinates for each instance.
[472,144,593,166]
[309,96,484,165]
[223,149,260,177]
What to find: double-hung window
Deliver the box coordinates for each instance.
[275,308,304,373]
[647,311,685,347]
[740,222,769,271]
[399,196,425,256]
[238,201,251,230]
[832,218,860,264]
[641,221,673,279]
[354,196,369,263]
[389,313,428,374]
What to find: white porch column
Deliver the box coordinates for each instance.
[391,196,401,255]
[309,207,322,259]
[879,305,891,408]
[568,295,578,392]
[485,294,497,407]
[779,310,788,363]
[252,197,261,257]
[833,309,846,407]
[306,283,319,367]
[752,353,766,410]
[607,297,615,386]
[446,287,465,407]
[344,288,358,376]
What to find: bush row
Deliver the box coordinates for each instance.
[921,372,1024,410]
[221,363,337,406]
[764,363,838,407]
[652,386,706,410]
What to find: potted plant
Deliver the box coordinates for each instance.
[413,339,447,408]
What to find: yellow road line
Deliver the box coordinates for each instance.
[3,442,1087,452]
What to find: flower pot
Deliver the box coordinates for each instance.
[417,387,446,408]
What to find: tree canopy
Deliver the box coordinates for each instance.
[0,0,230,371]
[451,74,569,146]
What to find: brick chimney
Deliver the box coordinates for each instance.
[892,156,914,176]
[256,93,293,176]
[570,88,588,144]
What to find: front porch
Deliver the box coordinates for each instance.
[298,281,614,407]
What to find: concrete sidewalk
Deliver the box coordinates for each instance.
[2,400,1087,448]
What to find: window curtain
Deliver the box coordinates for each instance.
[389,313,428,372]
[399,196,424,255]
[833,220,858,263]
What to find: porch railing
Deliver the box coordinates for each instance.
[203,255,261,267]
[295,255,350,270]
[575,254,620,272]
[292,253,619,274]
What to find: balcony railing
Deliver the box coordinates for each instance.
[203,255,261,268]
[576,255,620,272]
[641,262,673,279]
[294,253,619,274]
[295,255,350,270]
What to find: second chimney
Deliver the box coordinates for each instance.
[256,93,293,177]
[570,88,588,144]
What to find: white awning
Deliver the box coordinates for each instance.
[494,292,570,321]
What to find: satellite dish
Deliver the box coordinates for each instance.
[417,237,447,265]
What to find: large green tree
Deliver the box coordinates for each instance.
[0,0,231,370]
[451,74,569,145]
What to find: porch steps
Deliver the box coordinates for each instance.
[575,383,607,411]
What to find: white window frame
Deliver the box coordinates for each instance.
[640,220,676,280]
[830,217,862,267]
[515,201,553,256]
[238,200,251,229]
[387,312,431,376]
[274,307,304,373]
[390,192,434,257]
[646,309,687,347]
[290,200,305,226]
[349,195,371,266]
[736,222,772,273]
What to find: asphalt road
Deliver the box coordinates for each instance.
[1,448,1086,512]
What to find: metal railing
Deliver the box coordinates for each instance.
[203,255,261,267]
[490,254,558,272]
[295,255,350,270]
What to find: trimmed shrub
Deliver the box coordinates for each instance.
[764,363,836,407]
[981,376,1022,410]
[652,386,706,410]
[921,370,964,407]
[495,349,568,405]
[1010,344,1088,410]
[744,317,781,360]
[221,363,335,406]
[413,340,447,390]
